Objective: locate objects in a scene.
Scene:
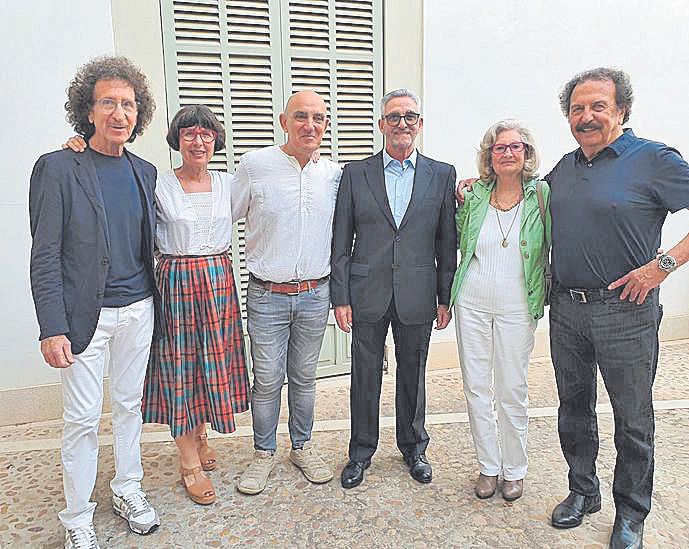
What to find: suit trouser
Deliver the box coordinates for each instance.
[455,305,537,481]
[549,287,661,522]
[58,296,154,529]
[349,298,433,462]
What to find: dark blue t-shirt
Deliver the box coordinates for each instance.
[90,149,152,307]
[546,129,689,288]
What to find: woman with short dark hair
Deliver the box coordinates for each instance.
[142,104,249,505]
[165,104,227,152]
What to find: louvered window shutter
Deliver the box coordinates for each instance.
[162,0,286,321]
[284,0,382,162]
[161,1,381,376]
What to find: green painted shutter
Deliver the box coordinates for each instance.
[160,0,382,376]
[282,0,382,162]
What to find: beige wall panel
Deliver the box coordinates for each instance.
[383,0,424,100]
[111,0,171,170]
[383,0,424,146]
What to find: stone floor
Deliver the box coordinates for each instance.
[1,341,689,548]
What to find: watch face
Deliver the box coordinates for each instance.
[659,254,677,272]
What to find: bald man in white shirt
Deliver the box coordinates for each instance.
[231,91,341,495]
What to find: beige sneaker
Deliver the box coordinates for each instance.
[289,441,333,484]
[237,450,275,495]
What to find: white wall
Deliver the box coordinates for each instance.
[423,0,689,341]
[0,0,426,418]
[0,1,114,393]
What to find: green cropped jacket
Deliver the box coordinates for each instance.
[449,177,551,320]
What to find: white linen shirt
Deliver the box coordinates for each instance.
[231,145,342,282]
[155,169,234,255]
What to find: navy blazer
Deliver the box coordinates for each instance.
[29,148,158,354]
[330,150,458,325]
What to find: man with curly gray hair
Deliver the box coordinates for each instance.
[29,55,160,548]
[547,67,689,548]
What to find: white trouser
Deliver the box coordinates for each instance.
[455,305,536,481]
[58,296,154,530]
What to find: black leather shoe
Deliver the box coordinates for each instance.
[340,459,370,489]
[609,515,644,549]
[551,491,602,529]
[404,454,432,484]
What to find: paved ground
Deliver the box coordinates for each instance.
[1,341,689,548]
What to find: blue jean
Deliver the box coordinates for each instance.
[550,285,662,521]
[246,279,330,452]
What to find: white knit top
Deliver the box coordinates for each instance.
[155,170,234,256]
[456,202,528,314]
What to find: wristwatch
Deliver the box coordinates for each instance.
[657,253,678,273]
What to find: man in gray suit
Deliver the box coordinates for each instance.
[331,89,457,488]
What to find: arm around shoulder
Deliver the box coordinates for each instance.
[436,165,458,306]
[231,157,251,222]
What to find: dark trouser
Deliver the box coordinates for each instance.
[348,298,433,462]
[549,286,662,521]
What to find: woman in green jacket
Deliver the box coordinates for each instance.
[450,119,550,502]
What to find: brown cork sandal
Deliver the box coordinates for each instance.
[197,432,217,471]
[180,466,216,505]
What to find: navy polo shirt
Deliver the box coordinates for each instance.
[546,129,689,288]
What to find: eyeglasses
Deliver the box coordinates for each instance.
[94,98,138,115]
[179,127,218,143]
[491,142,526,155]
[383,112,421,126]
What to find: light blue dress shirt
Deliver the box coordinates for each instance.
[383,148,417,227]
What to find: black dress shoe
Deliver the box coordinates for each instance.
[609,515,644,549]
[551,491,602,529]
[404,454,432,484]
[340,459,370,489]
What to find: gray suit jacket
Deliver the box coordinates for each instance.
[330,150,457,325]
[29,148,158,354]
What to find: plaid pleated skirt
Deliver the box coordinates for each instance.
[142,253,250,438]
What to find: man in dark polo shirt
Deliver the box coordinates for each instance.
[547,68,689,548]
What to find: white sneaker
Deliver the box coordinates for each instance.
[64,523,100,549]
[112,490,160,535]
[237,450,275,495]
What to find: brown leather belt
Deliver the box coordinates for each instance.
[249,273,329,295]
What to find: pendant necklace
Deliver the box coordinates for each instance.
[495,200,521,248]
